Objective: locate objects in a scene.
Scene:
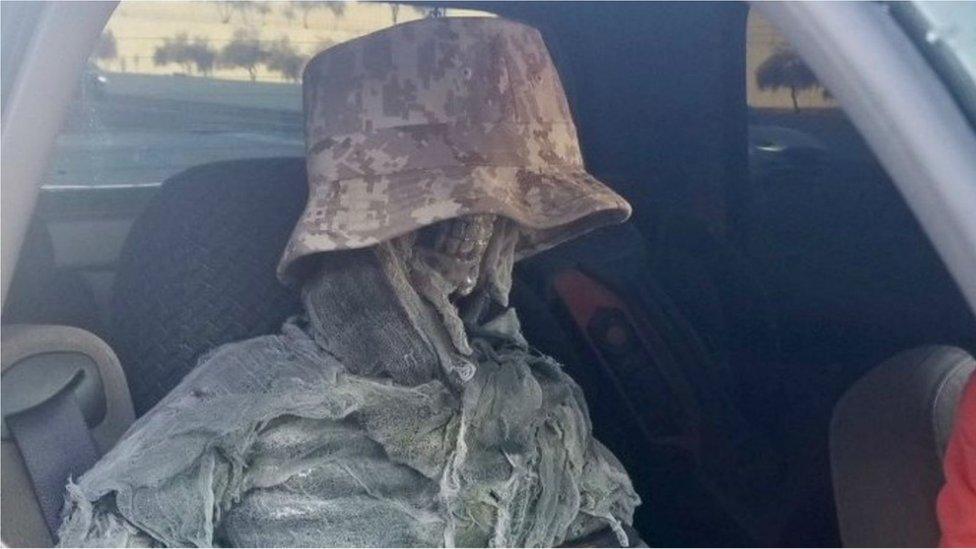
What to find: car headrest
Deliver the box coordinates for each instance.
[111,158,307,415]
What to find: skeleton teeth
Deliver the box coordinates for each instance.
[434,215,495,261]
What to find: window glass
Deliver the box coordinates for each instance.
[744,11,888,180]
[745,9,841,178]
[746,12,834,112]
[743,9,974,366]
[48,1,491,188]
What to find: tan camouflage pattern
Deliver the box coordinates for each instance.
[279,16,632,283]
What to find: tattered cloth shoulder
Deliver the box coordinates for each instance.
[58,251,639,548]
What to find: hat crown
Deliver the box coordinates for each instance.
[303,17,584,183]
[278,17,631,284]
[305,17,576,141]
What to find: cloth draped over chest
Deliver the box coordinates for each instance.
[57,248,639,548]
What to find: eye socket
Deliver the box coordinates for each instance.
[416,214,498,255]
[417,220,447,248]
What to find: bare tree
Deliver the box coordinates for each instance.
[217,1,235,24]
[324,2,346,17]
[153,33,195,74]
[755,48,827,112]
[216,1,272,25]
[265,37,308,82]
[292,1,346,28]
[292,1,317,29]
[189,38,217,76]
[153,35,216,77]
[94,30,117,63]
[219,29,268,81]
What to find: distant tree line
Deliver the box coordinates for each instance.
[101,2,444,82]
[151,30,310,82]
[154,34,217,76]
[214,1,433,29]
[95,30,118,62]
[217,1,347,28]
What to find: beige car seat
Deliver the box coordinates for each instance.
[1,325,134,547]
[831,345,975,547]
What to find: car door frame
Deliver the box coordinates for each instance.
[1,1,116,302]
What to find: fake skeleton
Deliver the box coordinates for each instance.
[57,219,639,547]
[57,17,641,547]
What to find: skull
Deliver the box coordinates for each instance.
[413,214,498,299]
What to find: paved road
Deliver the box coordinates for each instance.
[47,73,304,187]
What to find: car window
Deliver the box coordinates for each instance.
[745,9,842,175]
[742,9,975,364]
[744,10,894,182]
[47,1,491,189]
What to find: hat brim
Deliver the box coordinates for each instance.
[278,165,631,284]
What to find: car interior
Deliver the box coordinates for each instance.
[2,2,975,547]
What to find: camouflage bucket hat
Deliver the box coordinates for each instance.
[279,16,632,283]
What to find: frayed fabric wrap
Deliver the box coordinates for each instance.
[57,246,639,548]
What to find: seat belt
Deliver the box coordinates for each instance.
[550,267,789,544]
[552,269,703,453]
[6,382,100,539]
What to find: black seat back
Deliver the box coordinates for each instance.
[111,158,307,415]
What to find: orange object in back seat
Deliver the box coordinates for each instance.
[938,372,976,547]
